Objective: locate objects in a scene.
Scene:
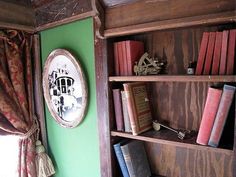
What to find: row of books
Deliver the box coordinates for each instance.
[196,84,235,147]
[195,29,236,75]
[113,140,152,177]
[113,40,144,76]
[112,82,153,135]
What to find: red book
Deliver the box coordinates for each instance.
[113,43,120,75]
[211,32,223,75]
[195,32,209,75]
[203,32,216,75]
[125,40,144,76]
[196,87,222,145]
[208,85,236,147]
[121,41,128,76]
[219,30,229,75]
[112,89,124,131]
[226,29,236,75]
[117,42,125,76]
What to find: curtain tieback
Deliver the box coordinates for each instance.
[20,122,38,139]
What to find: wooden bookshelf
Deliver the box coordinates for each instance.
[95,1,236,177]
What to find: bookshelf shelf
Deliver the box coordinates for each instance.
[109,75,236,82]
[111,130,233,155]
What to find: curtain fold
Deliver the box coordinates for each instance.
[0,29,37,177]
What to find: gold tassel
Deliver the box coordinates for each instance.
[35,140,55,177]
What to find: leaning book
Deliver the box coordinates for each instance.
[123,82,152,135]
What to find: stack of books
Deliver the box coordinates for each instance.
[195,29,236,75]
[112,82,153,135]
[113,140,152,177]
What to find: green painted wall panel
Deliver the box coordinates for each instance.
[40,18,100,177]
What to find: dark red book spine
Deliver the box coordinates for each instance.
[226,29,236,75]
[195,32,209,75]
[203,32,216,75]
[126,40,144,76]
[219,30,229,75]
[117,42,125,76]
[211,32,223,75]
[121,41,128,76]
[208,85,236,147]
[196,87,222,145]
[114,43,120,76]
[112,89,124,131]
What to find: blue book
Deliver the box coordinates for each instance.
[113,142,130,177]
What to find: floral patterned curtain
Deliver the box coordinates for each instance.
[0,30,37,177]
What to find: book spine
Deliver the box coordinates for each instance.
[196,87,222,145]
[121,90,132,132]
[122,41,128,76]
[112,89,124,131]
[208,85,236,147]
[121,144,135,177]
[219,30,229,75]
[113,143,130,177]
[211,32,222,75]
[226,29,236,75]
[123,84,139,135]
[195,32,209,75]
[118,42,125,76]
[203,32,216,75]
[114,43,120,76]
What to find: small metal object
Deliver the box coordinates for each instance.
[153,120,189,140]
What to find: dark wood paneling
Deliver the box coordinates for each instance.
[102,0,138,7]
[33,34,48,150]
[35,0,93,29]
[105,0,235,29]
[0,0,31,6]
[151,82,211,130]
[145,142,233,177]
[0,1,35,31]
[94,21,113,177]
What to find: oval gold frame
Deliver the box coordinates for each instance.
[42,49,88,128]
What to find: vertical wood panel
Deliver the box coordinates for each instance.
[145,142,233,177]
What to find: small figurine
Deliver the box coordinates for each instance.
[134,52,167,76]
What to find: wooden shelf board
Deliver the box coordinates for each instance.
[104,11,236,38]
[109,75,236,82]
[111,130,233,155]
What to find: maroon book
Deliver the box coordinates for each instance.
[203,32,216,75]
[113,42,120,76]
[195,32,209,75]
[219,30,229,75]
[208,85,236,147]
[211,32,223,75]
[226,29,236,75]
[196,87,222,145]
[125,40,144,76]
[112,89,124,131]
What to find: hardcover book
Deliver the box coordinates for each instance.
[219,30,229,75]
[208,85,236,147]
[121,90,132,132]
[121,140,151,177]
[195,32,209,75]
[113,141,130,177]
[196,87,222,145]
[226,29,236,75]
[112,89,124,131]
[211,32,223,75]
[123,82,153,135]
[203,32,216,75]
[125,40,144,76]
[113,42,120,75]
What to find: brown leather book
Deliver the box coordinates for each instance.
[123,82,152,135]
